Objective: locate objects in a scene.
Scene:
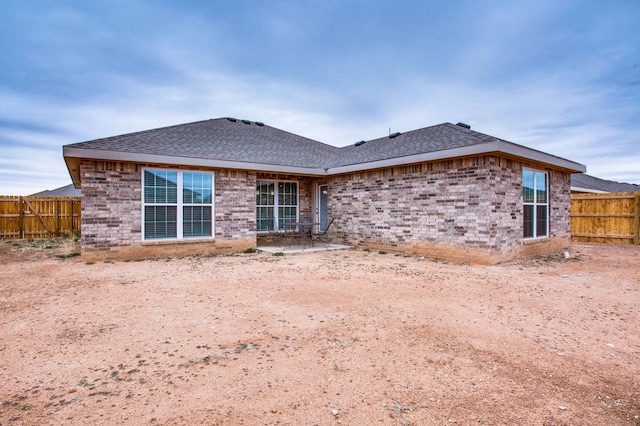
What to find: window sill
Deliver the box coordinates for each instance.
[142,237,215,246]
[522,236,550,245]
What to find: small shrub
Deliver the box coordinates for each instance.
[273,252,284,257]
[79,379,95,388]
[243,247,257,254]
[55,252,80,259]
[378,250,387,255]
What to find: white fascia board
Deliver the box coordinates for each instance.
[63,139,586,179]
[570,186,608,194]
[494,140,586,173]
[62,147,327,176]
[326,141,586,175]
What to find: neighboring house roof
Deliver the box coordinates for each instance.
[64,118,586,187]
[571,173,640,193]
[30,184,82,197]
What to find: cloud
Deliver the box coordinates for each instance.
[1,0,639,195]
[3,45,639,197]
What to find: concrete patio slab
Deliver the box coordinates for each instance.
[257,244,352,254]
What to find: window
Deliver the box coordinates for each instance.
[256,180,298,232]
[523,169,548,238]
[143,170,213,240]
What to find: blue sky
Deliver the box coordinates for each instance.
[1,0,639,195]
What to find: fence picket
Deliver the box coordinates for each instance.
[571,192,640,245]
[0,196,81,239]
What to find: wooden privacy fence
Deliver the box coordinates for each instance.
[0,196,82,239]
[571,192,640,245]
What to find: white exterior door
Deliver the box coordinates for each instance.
[317,184,328,231]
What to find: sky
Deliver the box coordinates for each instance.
[1,0,639,195]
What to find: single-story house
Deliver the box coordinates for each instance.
[571,173,640,194]
[63,118,586,264]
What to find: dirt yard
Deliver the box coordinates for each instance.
[0,239,638,425]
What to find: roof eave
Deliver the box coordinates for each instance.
[64,155,82,188]
[62,147,327,183]
[63,139,586,185]
[571,186,608,193]
[494,140,586,173]
[326,140,586,175]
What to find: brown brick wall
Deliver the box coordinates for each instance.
[79,157,572,263]
[80,161,257,260]
[80,161,142,253]
[549,169,572,238]
[327,155,571,264]
[215,169,257,241]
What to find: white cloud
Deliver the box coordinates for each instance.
[3,59,640,196]
[2,0,639,196]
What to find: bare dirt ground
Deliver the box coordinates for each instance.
[0,239,638,426]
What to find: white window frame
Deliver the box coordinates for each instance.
[523,168,549,239]
[256,179,299,233]
[142,168,214,241]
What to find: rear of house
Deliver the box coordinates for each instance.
[63,118,585,264]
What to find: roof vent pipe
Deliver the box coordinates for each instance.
[389,132,401,139]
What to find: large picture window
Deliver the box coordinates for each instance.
[256,180,298,232]
[523,169,548,238]
[143,170,213,240]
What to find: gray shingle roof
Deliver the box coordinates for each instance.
[329,122,497,167]
[571,173,639,193]
[68,118,339,169]
[64,117,585,183]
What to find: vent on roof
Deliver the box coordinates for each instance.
[389,132,401,139]
[227,117,237,122]
[355,140,366,146]
[456,122,471,129]
[255,121,265,127]
[242,119,251,124]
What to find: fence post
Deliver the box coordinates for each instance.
[54,199,60,237]
[634,194,640,245]
[69,199,74,235]
[18,196,24,239]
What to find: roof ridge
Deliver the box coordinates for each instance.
[253,122,338,149]
[360,122,452,144]
[442,122,499,144]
